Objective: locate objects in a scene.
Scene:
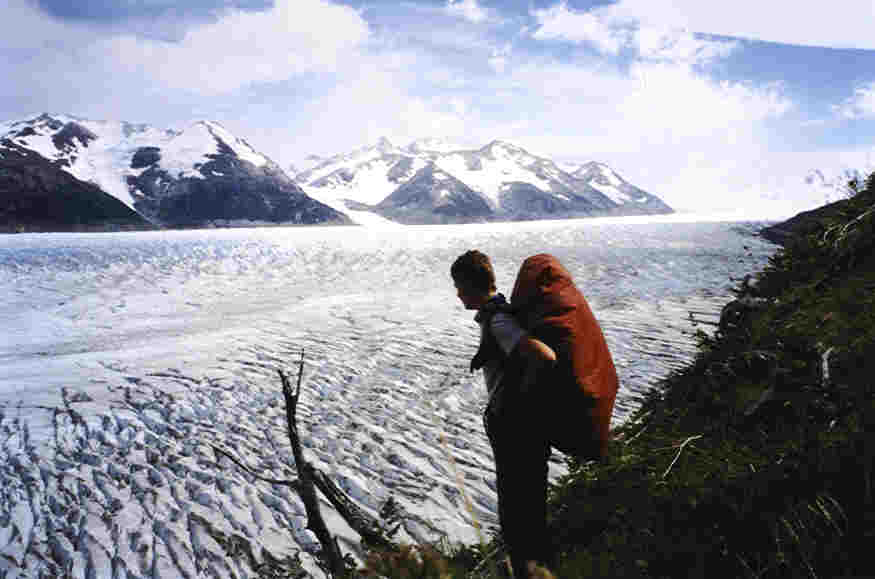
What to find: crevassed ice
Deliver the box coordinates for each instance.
[0,219,777,578]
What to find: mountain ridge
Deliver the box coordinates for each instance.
[2,113,675,229]
[296,137,674,224]
[0,113,350,230]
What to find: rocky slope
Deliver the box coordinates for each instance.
[374,164,493,224]
[0,114,350,230]
[0,140,152,233]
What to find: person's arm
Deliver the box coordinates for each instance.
[491,313,557,393]
[516,336,557,365]
[516,336,557,394]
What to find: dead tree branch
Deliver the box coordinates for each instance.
[211,445,300,488]
[280,351,347,576]
[217,349,398,575]
[278,351,395,552]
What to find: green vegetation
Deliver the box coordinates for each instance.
[362,172,875,578]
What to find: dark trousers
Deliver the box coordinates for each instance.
[484,390,551,577]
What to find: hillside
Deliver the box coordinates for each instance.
[0,140,152,233]
[363,172,875,577]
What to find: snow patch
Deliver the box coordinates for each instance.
[202,121,268,168]
[158,124,217,179]
[590,181,633,204]
[303,157,428,206]
[435,153,552,207]
[301,184,401,226]
[599,164,623,187]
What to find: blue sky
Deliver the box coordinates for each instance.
[3,0,875,214]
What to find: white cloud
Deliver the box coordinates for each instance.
[635,26,736,65]
[603,0,875,50]
[531,2,629,55]
[833,82,875,119]
[487,44,511,74]
[531,2,736,65]
[618,63,791,138]
[106,0,369,94]
[445,0,489,23]
[495,59,790,150]
[269,62,481,163]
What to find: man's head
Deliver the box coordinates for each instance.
[451,250,496,310]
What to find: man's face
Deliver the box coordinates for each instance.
[454,280,487,310]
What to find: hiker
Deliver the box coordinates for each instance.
[450,250,619,578]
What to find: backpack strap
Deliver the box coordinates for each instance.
[470,294,515,372]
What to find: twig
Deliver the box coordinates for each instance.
[688,310,721,317]
[662,435,702,479]
[426,373,487,548]
[210,445,299,488]
[619,410,652,446]
[439,431,485,546]
[469,545,502,574]
[623,424,649,446]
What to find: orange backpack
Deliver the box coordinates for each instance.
[510,254,619,460]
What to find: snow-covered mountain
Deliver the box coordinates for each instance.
[0,114,349,229]
[295,137,673,224]
[375,163,493,223]
[0,138,152,233]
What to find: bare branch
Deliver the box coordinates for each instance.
[662,435,703,479]
[310,469,395,550]
[211,445,299,488]
[217,348,397,575]
[279,353,346,576]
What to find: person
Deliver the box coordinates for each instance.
[450,250,558,578]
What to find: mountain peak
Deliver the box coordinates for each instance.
[375,136,394,151]
[13,113,69,131]
[482,140,528,157]
[485,139,516,149]
[573,161,624,184]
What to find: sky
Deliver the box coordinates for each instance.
[2,0,875,215]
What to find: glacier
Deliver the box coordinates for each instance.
[0,216,777,577]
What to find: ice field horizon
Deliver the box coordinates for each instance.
[0,215,778,577]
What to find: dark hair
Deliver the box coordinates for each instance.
[451,250,496,293]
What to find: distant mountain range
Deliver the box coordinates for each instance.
[293,137,673,224]
[1,113,673,231]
